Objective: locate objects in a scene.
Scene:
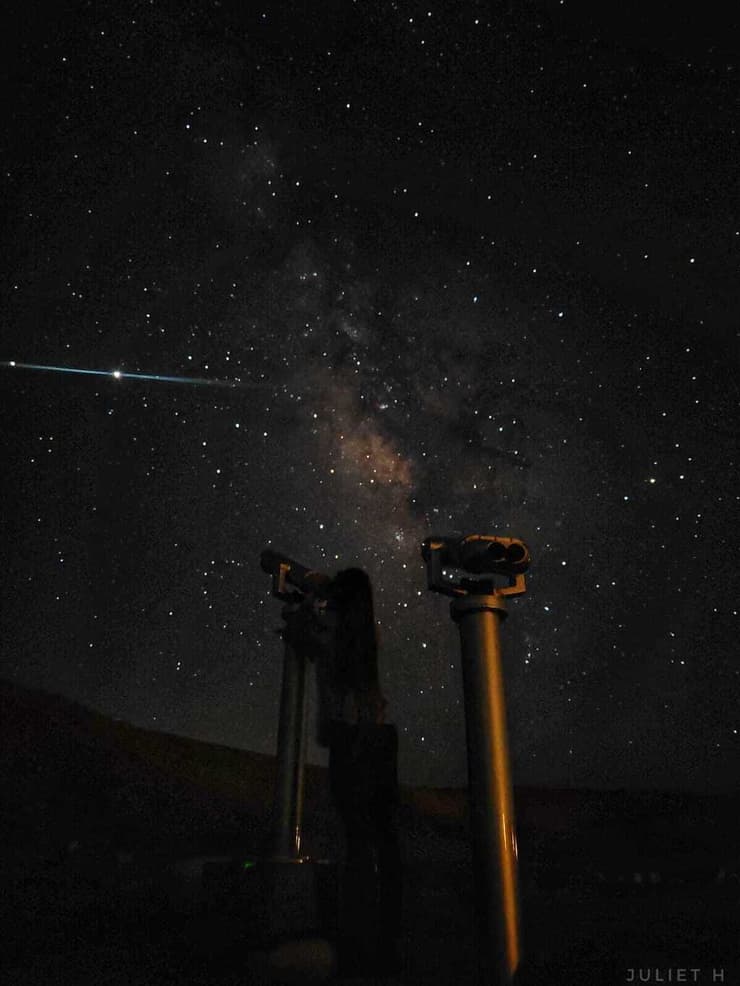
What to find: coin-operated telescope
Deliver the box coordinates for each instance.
[421,532,531,986]
[260,549,332,602]
[260,549,331,862]
[422,534,530,597]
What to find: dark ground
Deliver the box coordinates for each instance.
[4,856,738,985]
[3,679,739,985]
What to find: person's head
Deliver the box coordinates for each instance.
[329,567,373,612]
[330,567,379,691]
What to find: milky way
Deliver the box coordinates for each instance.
[2,2,737,790]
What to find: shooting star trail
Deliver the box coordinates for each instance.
[2,361,271,389]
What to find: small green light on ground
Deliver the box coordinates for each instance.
[243,860,257,869]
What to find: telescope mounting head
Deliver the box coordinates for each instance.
[421,534,531,598]
[270,561,303,603]
[260,548,332,603]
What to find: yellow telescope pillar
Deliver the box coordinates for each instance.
[451,591,521,985]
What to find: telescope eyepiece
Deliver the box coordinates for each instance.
[422,534,531,578]
[505,541,527,564]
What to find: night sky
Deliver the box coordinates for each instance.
[3,1,738,791]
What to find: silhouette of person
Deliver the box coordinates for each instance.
[282,567,403,977]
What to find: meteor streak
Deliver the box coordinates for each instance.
[2,361,268,389]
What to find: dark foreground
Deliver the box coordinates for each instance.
[4,852,739,986]
[2,681,738,984]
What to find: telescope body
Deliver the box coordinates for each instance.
[260,549,332,599]
[421,534,530,575]
[261,548,331,862]
[270,642,308,860]
[453,592,520,984]
[421,533,529,985]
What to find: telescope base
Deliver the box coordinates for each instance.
[202,855,340,944]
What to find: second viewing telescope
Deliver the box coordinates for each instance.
[422,534,530,574]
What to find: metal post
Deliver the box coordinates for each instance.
[451,591,521,986]
[269,639,308,860]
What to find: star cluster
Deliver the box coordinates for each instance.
[2,1,738,789]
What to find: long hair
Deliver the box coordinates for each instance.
[331,568,385,716]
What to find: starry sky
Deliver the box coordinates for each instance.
[3,0,738,791]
